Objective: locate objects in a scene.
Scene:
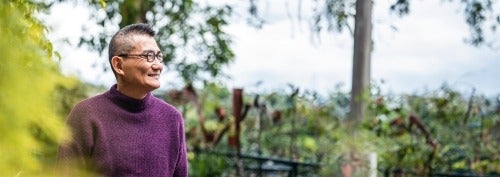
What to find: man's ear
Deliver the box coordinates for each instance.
[111,56,125,75]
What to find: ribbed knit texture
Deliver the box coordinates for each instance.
[57,85,188,177]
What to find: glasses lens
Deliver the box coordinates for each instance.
[156,53,164,63]
[145,52,163,63]
[144,52,154,62]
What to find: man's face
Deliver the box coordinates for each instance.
[120,34,163,92]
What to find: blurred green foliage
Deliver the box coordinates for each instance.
[0,1,94,176]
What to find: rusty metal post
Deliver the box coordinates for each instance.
[232,88,243,149]
[232,88,244,176]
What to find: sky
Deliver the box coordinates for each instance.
[43,0,499,97]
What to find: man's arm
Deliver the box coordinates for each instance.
[173,118,188,177]
[56,103,93,175]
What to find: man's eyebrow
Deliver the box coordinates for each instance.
[141,50,161,54]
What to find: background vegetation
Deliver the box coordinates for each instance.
[1,0,499,176]
[162,81,500,176]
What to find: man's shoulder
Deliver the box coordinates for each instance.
[65,93,108,124]
[150,96,182,115]
[72,93,108,110]
[150,96,175,108]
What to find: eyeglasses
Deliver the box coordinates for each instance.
[118,51,164,63]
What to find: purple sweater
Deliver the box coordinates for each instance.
[57,85,188,177]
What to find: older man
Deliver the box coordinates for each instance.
[57,23,188,177]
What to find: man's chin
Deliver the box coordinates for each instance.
[148,83,161,90]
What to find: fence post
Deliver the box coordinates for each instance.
[233,88,244,176]
[368,152,377,177]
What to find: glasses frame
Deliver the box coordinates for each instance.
[118,51,164,63]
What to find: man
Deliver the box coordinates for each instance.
[57,23,188,177]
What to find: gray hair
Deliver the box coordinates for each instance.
[108,23,156,75]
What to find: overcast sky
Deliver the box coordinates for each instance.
[43,0,499,97]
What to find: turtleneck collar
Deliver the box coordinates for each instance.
[106,84,152,112]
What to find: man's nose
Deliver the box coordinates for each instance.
[151,60,163,70]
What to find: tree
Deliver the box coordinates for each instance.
[246,0,499,121]
[349,0,372,123]
[0,0,76,175]
[59,0,235,85]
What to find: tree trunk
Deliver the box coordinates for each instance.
[344,1,373,177]
[349,0,372,123]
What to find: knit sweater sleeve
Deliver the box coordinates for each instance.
[56,101,95,174]
[174,110,189,177]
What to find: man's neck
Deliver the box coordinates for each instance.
[116,83,148,100]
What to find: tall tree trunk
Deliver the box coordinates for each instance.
[344,1,373,177]
[349,0,372,123]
